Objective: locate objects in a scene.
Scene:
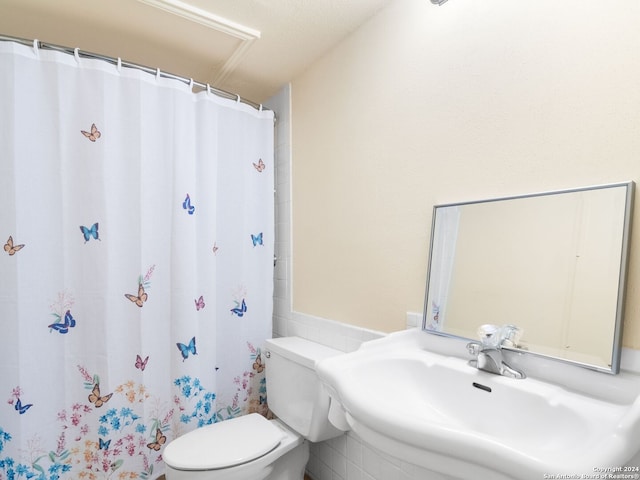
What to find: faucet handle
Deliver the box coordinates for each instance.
[500,324,523,347]
[466,342,481,356]
[476,324,500,347]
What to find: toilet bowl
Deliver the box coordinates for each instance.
[163,337,343,479]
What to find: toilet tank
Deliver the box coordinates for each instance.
[264,337,343,442]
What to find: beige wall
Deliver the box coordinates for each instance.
[291,0,640,344]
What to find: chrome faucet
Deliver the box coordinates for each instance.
[466,324,526,379]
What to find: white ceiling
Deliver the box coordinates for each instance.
[0,0,395,103]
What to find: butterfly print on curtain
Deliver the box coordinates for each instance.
[3,236,24,255]
[80,123,101,142]
[79,223,100,243]
[124,265,155,308]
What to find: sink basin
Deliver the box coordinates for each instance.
[317,330,640,480]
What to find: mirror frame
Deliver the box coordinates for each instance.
[422,181,635,374]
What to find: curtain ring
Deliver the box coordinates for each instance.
[156,68,161,80]
[189,78,194,90]
[206,84,211,95]
[116,57,122,73]
[236,94,241,103]
[74,47,80,64]
[259,104,263,112]
[32,39,39,56]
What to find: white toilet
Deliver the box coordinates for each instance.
[163,336,344,480]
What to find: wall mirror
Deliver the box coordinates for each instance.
[423,182,634,373]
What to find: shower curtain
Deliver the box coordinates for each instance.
[0,41,274,479]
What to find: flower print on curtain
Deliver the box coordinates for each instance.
[0,40,274,479]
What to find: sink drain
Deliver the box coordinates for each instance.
[472,382,492,393]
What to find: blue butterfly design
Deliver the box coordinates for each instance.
[230,299,247,317]
[99,438,111,450]
[251,232,263,247]
[48,310,77,334]
[15,398,33,414]
[79,223,100,243]
[176,337,197,361]
[182,194,195,215]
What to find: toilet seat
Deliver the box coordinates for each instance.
[163,414,284,470]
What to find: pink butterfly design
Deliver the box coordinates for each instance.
[253,158,265,172]
[195,295,205,311]
[81,123,101,142]
[135,355,149,371]
[212,242,219,255]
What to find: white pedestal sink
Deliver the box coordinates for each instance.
[316,329,640,480]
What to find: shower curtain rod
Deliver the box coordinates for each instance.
[0,34,269,112]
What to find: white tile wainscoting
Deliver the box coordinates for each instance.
[306,432,458,480]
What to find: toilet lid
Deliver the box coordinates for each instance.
[163,413,284,470]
